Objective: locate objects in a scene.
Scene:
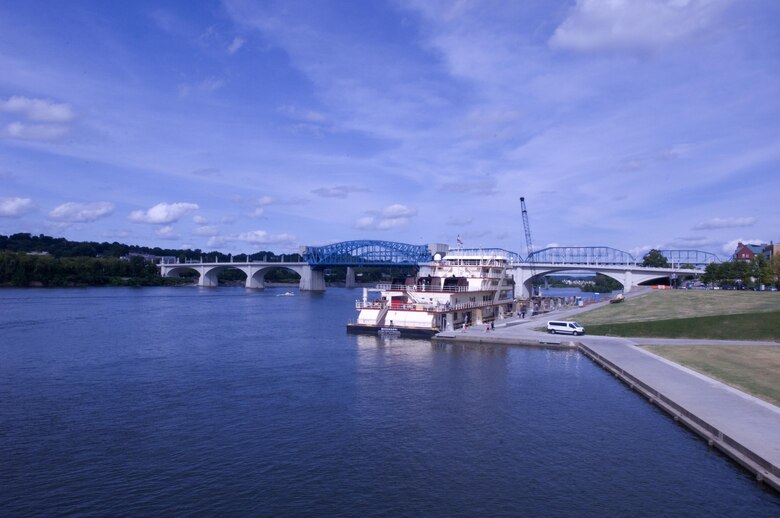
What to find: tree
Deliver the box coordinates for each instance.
[642,249,669,268]
[751,255,773,286]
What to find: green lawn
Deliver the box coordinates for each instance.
[642,345,780,406]
[577,290,780,326]
[585,311,780,341]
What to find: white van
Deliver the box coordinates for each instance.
[547,320,585,336]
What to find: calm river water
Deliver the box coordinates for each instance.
[1,287,778,516]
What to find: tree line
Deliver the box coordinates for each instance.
[0,252,187,287]
[0,233,302,263]
[702,255,779,288]
[0,233,304,287]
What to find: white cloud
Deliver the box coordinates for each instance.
[5,122,68,141]
[0,197,34,217]
[382,204,417,218]
[250,207,265,218]
[354,204,418,230]
[155,225,179,240]
[549,0,730,55]
[193,215,208,224]
[227,36,245,54]
[722,238,767,255]
[129,202,199,224]
[208,229,296,247]
[693,217,756,230]
[0,96,75,122]
[354,216,375,230]
[48,201,114,222]
[376,217,411,230]
[312,185,368,198]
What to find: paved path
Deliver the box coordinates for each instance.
[435,293,780,490]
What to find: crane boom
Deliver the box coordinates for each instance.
[520,197,537,297]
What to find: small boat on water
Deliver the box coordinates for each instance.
[277,291,295,297]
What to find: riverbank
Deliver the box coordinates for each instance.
[433,291,780,493]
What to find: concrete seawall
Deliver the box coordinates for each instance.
[431,334,577,350]
[434,317,780,494]
[579,341,780,493]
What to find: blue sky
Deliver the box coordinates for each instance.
[1,0,778,258]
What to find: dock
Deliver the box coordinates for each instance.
[433,313,780,492]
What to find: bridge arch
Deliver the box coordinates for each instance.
[520,266,628,298]
[303,240,432,267]
[161,263,308,289]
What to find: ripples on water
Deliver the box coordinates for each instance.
[1,287,778,516]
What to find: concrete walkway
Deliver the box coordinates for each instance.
[434,296,780,491]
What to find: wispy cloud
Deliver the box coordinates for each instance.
[193,225,220,236]
[155,225,179,240]
[312,185,368,199]
[178,77,225,96]
[48,202,114,223]
[549,0,731,55]
[0,96,75,122]
[208,229,296,247]
[355,203,418,230]
[693,217,756,230]
[192,167,221,177]
[227,36,245,54]
[4,122,69,141]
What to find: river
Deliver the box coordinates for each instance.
[1,287,778,516]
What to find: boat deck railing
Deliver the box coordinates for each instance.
[355,299,508,312]
[375,283,472,293]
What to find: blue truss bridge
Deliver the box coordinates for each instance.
[303,240,432,267]
[159,240,721,293]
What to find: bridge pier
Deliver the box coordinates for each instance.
[198,267,219,287]
[345,267,356,288]
[245,266,264,289]
[299,266,325,291]
[622,270,633,294]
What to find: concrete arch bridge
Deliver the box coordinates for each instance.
[159,242,712,292]
[512,246,711,298]
[159,240,441,290]
[160,260,324,290]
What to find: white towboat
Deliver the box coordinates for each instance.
[347,248,516,337]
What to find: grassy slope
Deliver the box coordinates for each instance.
[642,345,780,406]
[585,311,780,341]
[577,290,780,326]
